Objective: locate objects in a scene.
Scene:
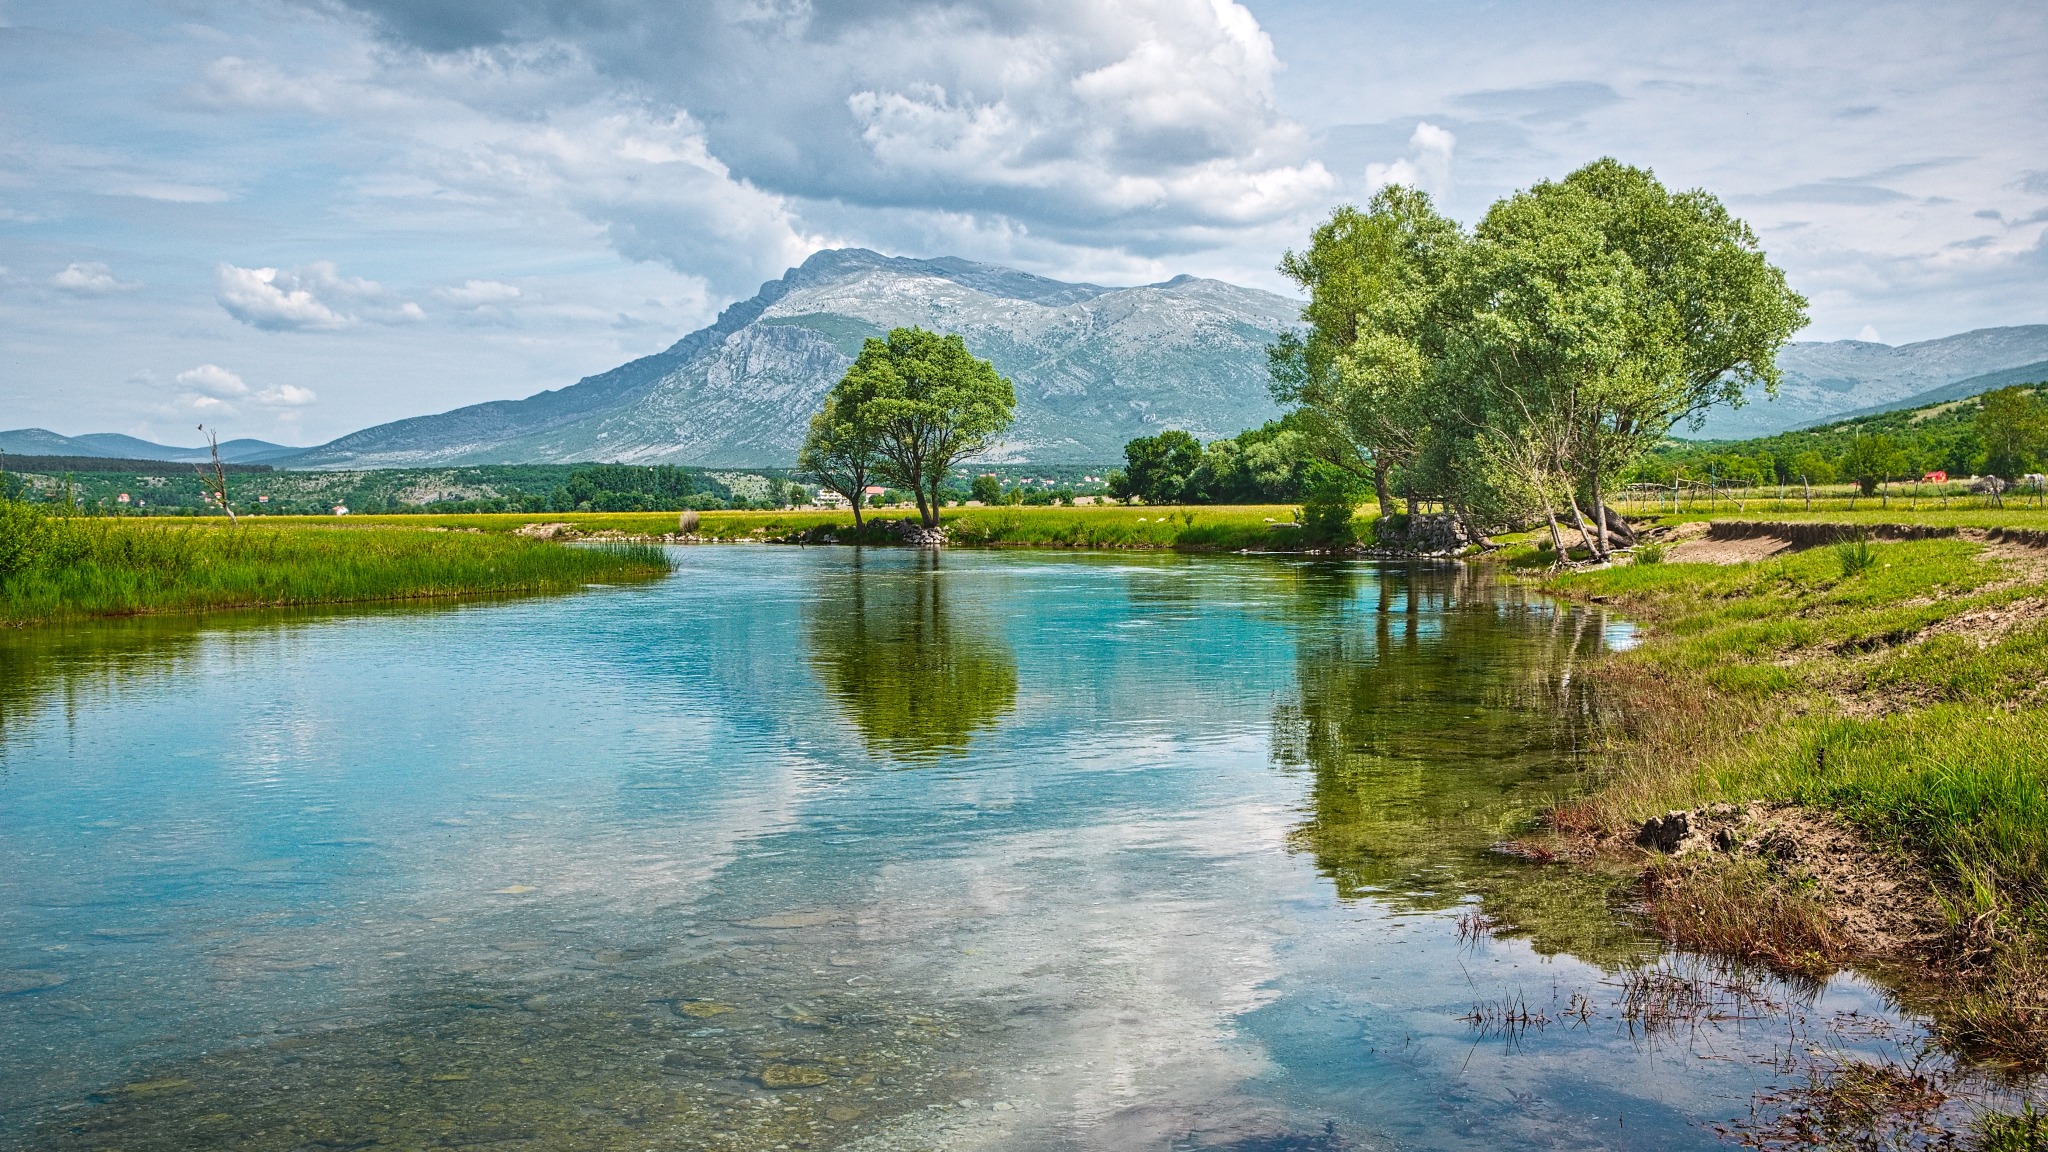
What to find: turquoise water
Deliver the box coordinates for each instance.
[0,549,1946,1150]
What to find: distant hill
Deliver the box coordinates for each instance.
[1807,358,2048,426]
[286,248,1298,468]
[0,428,299,464]
[1694,326,2048,438]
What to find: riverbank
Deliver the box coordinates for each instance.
[0,512,671,626]
[270,504,1346,551]
[1532,518,2048,1067]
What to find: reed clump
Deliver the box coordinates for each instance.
[0,501,671,625]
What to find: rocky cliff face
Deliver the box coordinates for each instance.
[290,249,1300,467]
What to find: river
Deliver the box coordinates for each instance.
[0,548,1955,1149]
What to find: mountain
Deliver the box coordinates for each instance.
[289,249,1298,468]
[0,429,297,464]
[1692,326,2048,439]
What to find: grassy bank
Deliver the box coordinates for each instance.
[275,504,1344,551]
[0,512,672,626]
[1540,529,2048,1062]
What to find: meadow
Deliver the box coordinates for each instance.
[0,509,670,626]
[1542,531,2048,1062]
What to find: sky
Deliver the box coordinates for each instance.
[2,0,2044,448]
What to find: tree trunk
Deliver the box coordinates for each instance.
[1591,472,1609,557]
[1373,458,1394,516]
[1566,491,1600,560]
[1543,504,1567,560]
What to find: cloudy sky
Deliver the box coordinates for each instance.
[3,0,2044,447]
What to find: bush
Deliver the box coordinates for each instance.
[1835,536,1878,577]
[1633,542,1667,565]
[0,498,48,577]
[1298,461,1362,547]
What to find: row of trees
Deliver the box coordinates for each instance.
[1105,420,1314,506]
[1634,383,2048,495]
[800,327,1016,529]
[1270,159,1810,558]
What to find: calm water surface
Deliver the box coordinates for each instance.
[0,549,1949,1149]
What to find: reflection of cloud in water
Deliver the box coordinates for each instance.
[805,550,1018,763]
[853,793,1307,1149]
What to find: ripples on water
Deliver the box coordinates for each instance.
[0,549,1994,1149]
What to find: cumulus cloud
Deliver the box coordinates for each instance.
[51,261,140,294]
[320,0,1333,263]
[215,261,421,330]
[1365,122,1455,199]
[166,364,318,416]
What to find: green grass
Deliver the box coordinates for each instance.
[281,503,1353,551]
[1543,536,2048,1059]
[0,515,672,626]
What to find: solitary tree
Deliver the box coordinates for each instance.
[798,393,881,529]
[969,473,1002,504]
[1978,386,2047,481]
[843,328,1014,529]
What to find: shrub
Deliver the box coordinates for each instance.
[1633,542,1667,565]
[1835,536,1878,577]
[0,497,48,577]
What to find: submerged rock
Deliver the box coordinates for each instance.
[758,1063,830,1088]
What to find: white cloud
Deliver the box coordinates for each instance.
[214,261,422,330]
[164,364,317,416]
[215,264,353,330]
[175,363,251,398]
[1365,122,1456,199]
[51,261,140,294]
[436,278,521,306]
[1857,324,1884,343]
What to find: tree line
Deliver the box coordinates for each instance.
[1634,383,2048,495]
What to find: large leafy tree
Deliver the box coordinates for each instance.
[798,392,881,529]
[839,328,1015,529]
[1273,185,1468,515]
[1114,430,1203,504]
[1450,159,1808,557]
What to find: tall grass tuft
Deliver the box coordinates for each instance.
[1834,534,1879,576]
[1632,542,1668,565]
[0,502,672,626]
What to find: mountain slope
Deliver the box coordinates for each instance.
[0,429,294,463]
[1695,326,2048,438]
[289,249,1297,468]
[1812,358,2048,426]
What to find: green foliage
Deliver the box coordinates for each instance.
[1839,432,1907,496]
[799,391,881,526]
[561,464,698,512]
[1834,535,1878,576]
[968,473,1002,504]
[1979,385,2048,480]
[1298,460,1362,547]
[1274,160,1807,555]
[1116,429,1202,504]
[0,517,671,625]
[1632,541,1667,564]
[836,327,1015,528]
[0,495,49,578]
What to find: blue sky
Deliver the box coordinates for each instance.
[2,0,2044,447]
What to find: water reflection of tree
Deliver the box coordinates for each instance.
[0,618,208,748]
[1272,563,1648,961]
[805,551,1017,763]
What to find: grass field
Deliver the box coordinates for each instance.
[1542,533,2048,1061]
[264,503,1342,551]
[0,513,672,626]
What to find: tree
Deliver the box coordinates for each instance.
[1118,430,1203,504]
[798,392,881,529]
[1977,386,2048,480]
[842,328,1015,529]
[1839,432,1905,496]
[1449,159,1807,557]
[194,425,237,525]
[969,474,1002,504]
[1273,186,1467,515]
